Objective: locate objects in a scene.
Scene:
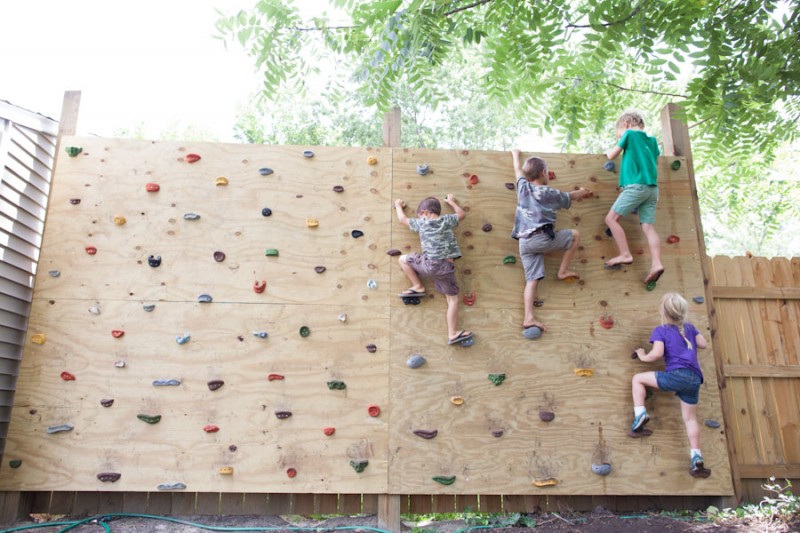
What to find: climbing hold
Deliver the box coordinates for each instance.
[259,167,274,176]
[197,293,213,303]
[85,246,97,255]
[491,430,504,438]
[185,153,201,163]
[264,249,279,256]
[488,373,506,386]
[599,315,614,329]
[366,344,377,353]
[70,198,81,204]
[412,429,438,439]
[450,396,465,406]
[207,380,224,391]
[693,296,705,304]
[460,337,475,347]
[386,249,401,256]
[406,354,426,369]
[114,216,126,225]
[482,223,492,232]
[333,185,344,193]
[152,379,181,386]
[351,229,364,238]
[9,460,22,469]
[175,334,191,345]
[603,160,616,172]
[111,330,125,338]
[432,475,456,486]
[523,326,543,340]
[323,427,336,436]
[416,163,429,175]
[327,380,346,390]
[157,482,187,491]
[253,280,267,293]
[367,156,378,165]
[468,174,479,185]
[275,410,292,419]
[350,460,368,473]
[666,234,680,244]
[463,292,476,306]
[49,270,61,277]
[114,360,126,368]
[315,266,326,274]
[183,213,201,221]
[261,208,273,217]
[47,423,74,434]
[100,399,114,407]
[539,411,555,422]
[367,279,378,289]
[645,280,657,291]
[574,368,595,377]
[503,255,517,264]
[367,404,381,417]
[60,371,76,381]
[218,467,234,475]
[339,313,347,322]
[137,414,161,425]
[532,478,558,488]
[505,182,515,190]
[306,218,319,228]
[592,463,612,476]
[299,326,310,337]
[303,150,315,158]
[548,170,556,180]
[671,160,681,170]
[31,333,46,344]
[203,425,220,433]
[97,472,121,482]
[148,255,161,267]
[88,305,100,314]
[214,177,229,186]
[142,303,156,312]
[65,146,82,157]
[286,468,297,478]
[253,331,269,339]
[211,252,226,264]
[145,183,160,192]
[705,419,721,429]
[267,374,284,381]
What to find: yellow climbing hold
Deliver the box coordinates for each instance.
[450,396,465,406]
[306,218,319,228]
[113,216,127,225]
[367,156,378,165]
[532,478,558,487]
[574,368,595,377]
[218,466,234,475]
[31,333,46,344]
[215,177,229,186]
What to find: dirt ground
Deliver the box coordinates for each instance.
[4,509,799,533]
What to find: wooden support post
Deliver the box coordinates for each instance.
[382,106,401,148]
[377,494,401,533]
[660,102,743,505]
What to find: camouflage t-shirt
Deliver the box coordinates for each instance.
[408,213,461,260]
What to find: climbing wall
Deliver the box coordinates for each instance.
[0,138,734,497]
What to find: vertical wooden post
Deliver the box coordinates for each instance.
[382,107,401,148]
[660,103,743,505]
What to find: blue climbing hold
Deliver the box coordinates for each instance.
[253,331,269,339]
[197,294,213,303]
[153,379,181,387]
[523,326,543,340]
[603,160,615,172]
[406,354,426,369]
[705,419,721,428]
[693,296,705,304]
[417,163,429,176]
[148,255,161,267]
[176,334,191,345]
[259,168,274,176]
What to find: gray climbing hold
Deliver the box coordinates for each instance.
[417,163,429,176]
[88,306,101,315]
[603,161,615,172]
[705,419,721,428]
[693,296,705,304]
[303,150,314,158]
[253,331,269,339]
[47,423,75,434]
[176,334,191,345]
[197,294,213,303]
[183,213,201,221]
[143,304,156,312]
[406,354,426,369]
[48,270,61,277]
[523,326,543,340]
[157,482,187,491]
[153,379,181,386]
[591,463,612,476]
[367,279,378,290]
[259,168,274,176]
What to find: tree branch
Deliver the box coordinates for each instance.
[443,0,494,17]
[567,0,649,29]
[566,77,687,98]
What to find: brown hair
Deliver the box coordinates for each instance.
[521,156,547,182]
[416,197,441,216]
[616,110,646,130]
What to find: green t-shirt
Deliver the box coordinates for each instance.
[618,129,659,187]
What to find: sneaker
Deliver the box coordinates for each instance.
[690,454,711,478]
[630,411,650,432]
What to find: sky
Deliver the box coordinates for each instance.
[1,0,264,141]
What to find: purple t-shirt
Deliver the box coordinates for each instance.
[649,323,703,383]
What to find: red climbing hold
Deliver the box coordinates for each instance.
[463,292,476,306]
[286,468,297,478]
[60,371,76,381]
[323,427,336,436]
[253,280,266,293]
[368,404,381,417]
[667,235,680,244]
[111,330,125,338]
[85,246,97,255]
[548,170,556,180]
[599,315,614,329]
[468,174,479,185]
[268,374,285,381]
[145,183,160,192]
[185,153,201,163]
[203,425,220,433]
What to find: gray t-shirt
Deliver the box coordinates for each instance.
[408,213,461,260]
[511,177,572,240]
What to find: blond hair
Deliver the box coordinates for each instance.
[616,110,645,130]
[659,292,692,349]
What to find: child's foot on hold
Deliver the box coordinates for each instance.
[448,330,473,344]
[689,453,711,478]
[604,255,633,268]
[557,271,579,281]
[630,411,650,432]
[400,287,426,296]
[644,267,665,284]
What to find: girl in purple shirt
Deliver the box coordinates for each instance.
[630,292,711,478]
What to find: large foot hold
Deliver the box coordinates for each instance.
[644,268,665,284]
[628,428,653,438]
[690,455,711,478]
[448,330,474,345]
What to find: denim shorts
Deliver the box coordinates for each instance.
[656,368,701,405]
[610,184,659,224]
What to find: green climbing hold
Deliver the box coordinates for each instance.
[327,380,346,390]
[502,255,517,264]
[299,326,310,337]
[671,160,681,170]
[137,414,162,424]
[645,280,657,291]
[350,460,368,473]
[432,475,456,485]
[65,146,82,157]
[265,249,279,257]
[9,459,22,469]
[488,373,506,386]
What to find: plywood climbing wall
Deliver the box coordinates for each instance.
[0,137,734,497]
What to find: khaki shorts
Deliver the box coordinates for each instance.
[404,254,459,295]
[519,229,574,282]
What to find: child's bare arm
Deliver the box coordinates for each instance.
[606,145,622,160]
[634,341,664,362]
[394,199,410,226]
[511,149,524,177]
[695,333,708,350]
[569,187,594,200]
[444,194,466,221]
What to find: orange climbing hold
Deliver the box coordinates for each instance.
[31,333,46,345]
[218,466,234,475]
[532,478,558,487]
[574,368,595,377]
[185,153,201,163]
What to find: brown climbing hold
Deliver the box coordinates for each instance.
[213,251,226,262]
[286,468,297,478]
[412,429,438,439]
[268,374,285,381]
[70,198,81,204]
[491,430,504,438]
[97,472,121,483]
[367,405,381,417]
[386,249,401,256]
[111,330,125,338]
[366,344,377,353]
[539,411,555,422]
[333,185,344,193]
[315,266,326,273]
[203,425,220,433]
[323,427,336,436]
[505,183,515,190]
[253,280,267,293]
[185,153,201,163]
[85,246,97,255]
[100,399,114,407]
[207,380,224,391]
[60,371,76,381]
[482,223,492,232]
[145,183,160,192]
[275,410,292,419]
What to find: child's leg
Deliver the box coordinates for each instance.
[680,400,701,450]
[557,229,580,279]
[523,279,545,329]
[445,293,471,341]
[398,255,425,293]
[605,210,633,266]
[640,223,664,281]
[632,371,659,406]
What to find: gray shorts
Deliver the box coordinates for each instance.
[610,184,659,224]
[405,253,459,295]
[519,229,574,282]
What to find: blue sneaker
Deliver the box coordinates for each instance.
[630,411,650,432]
